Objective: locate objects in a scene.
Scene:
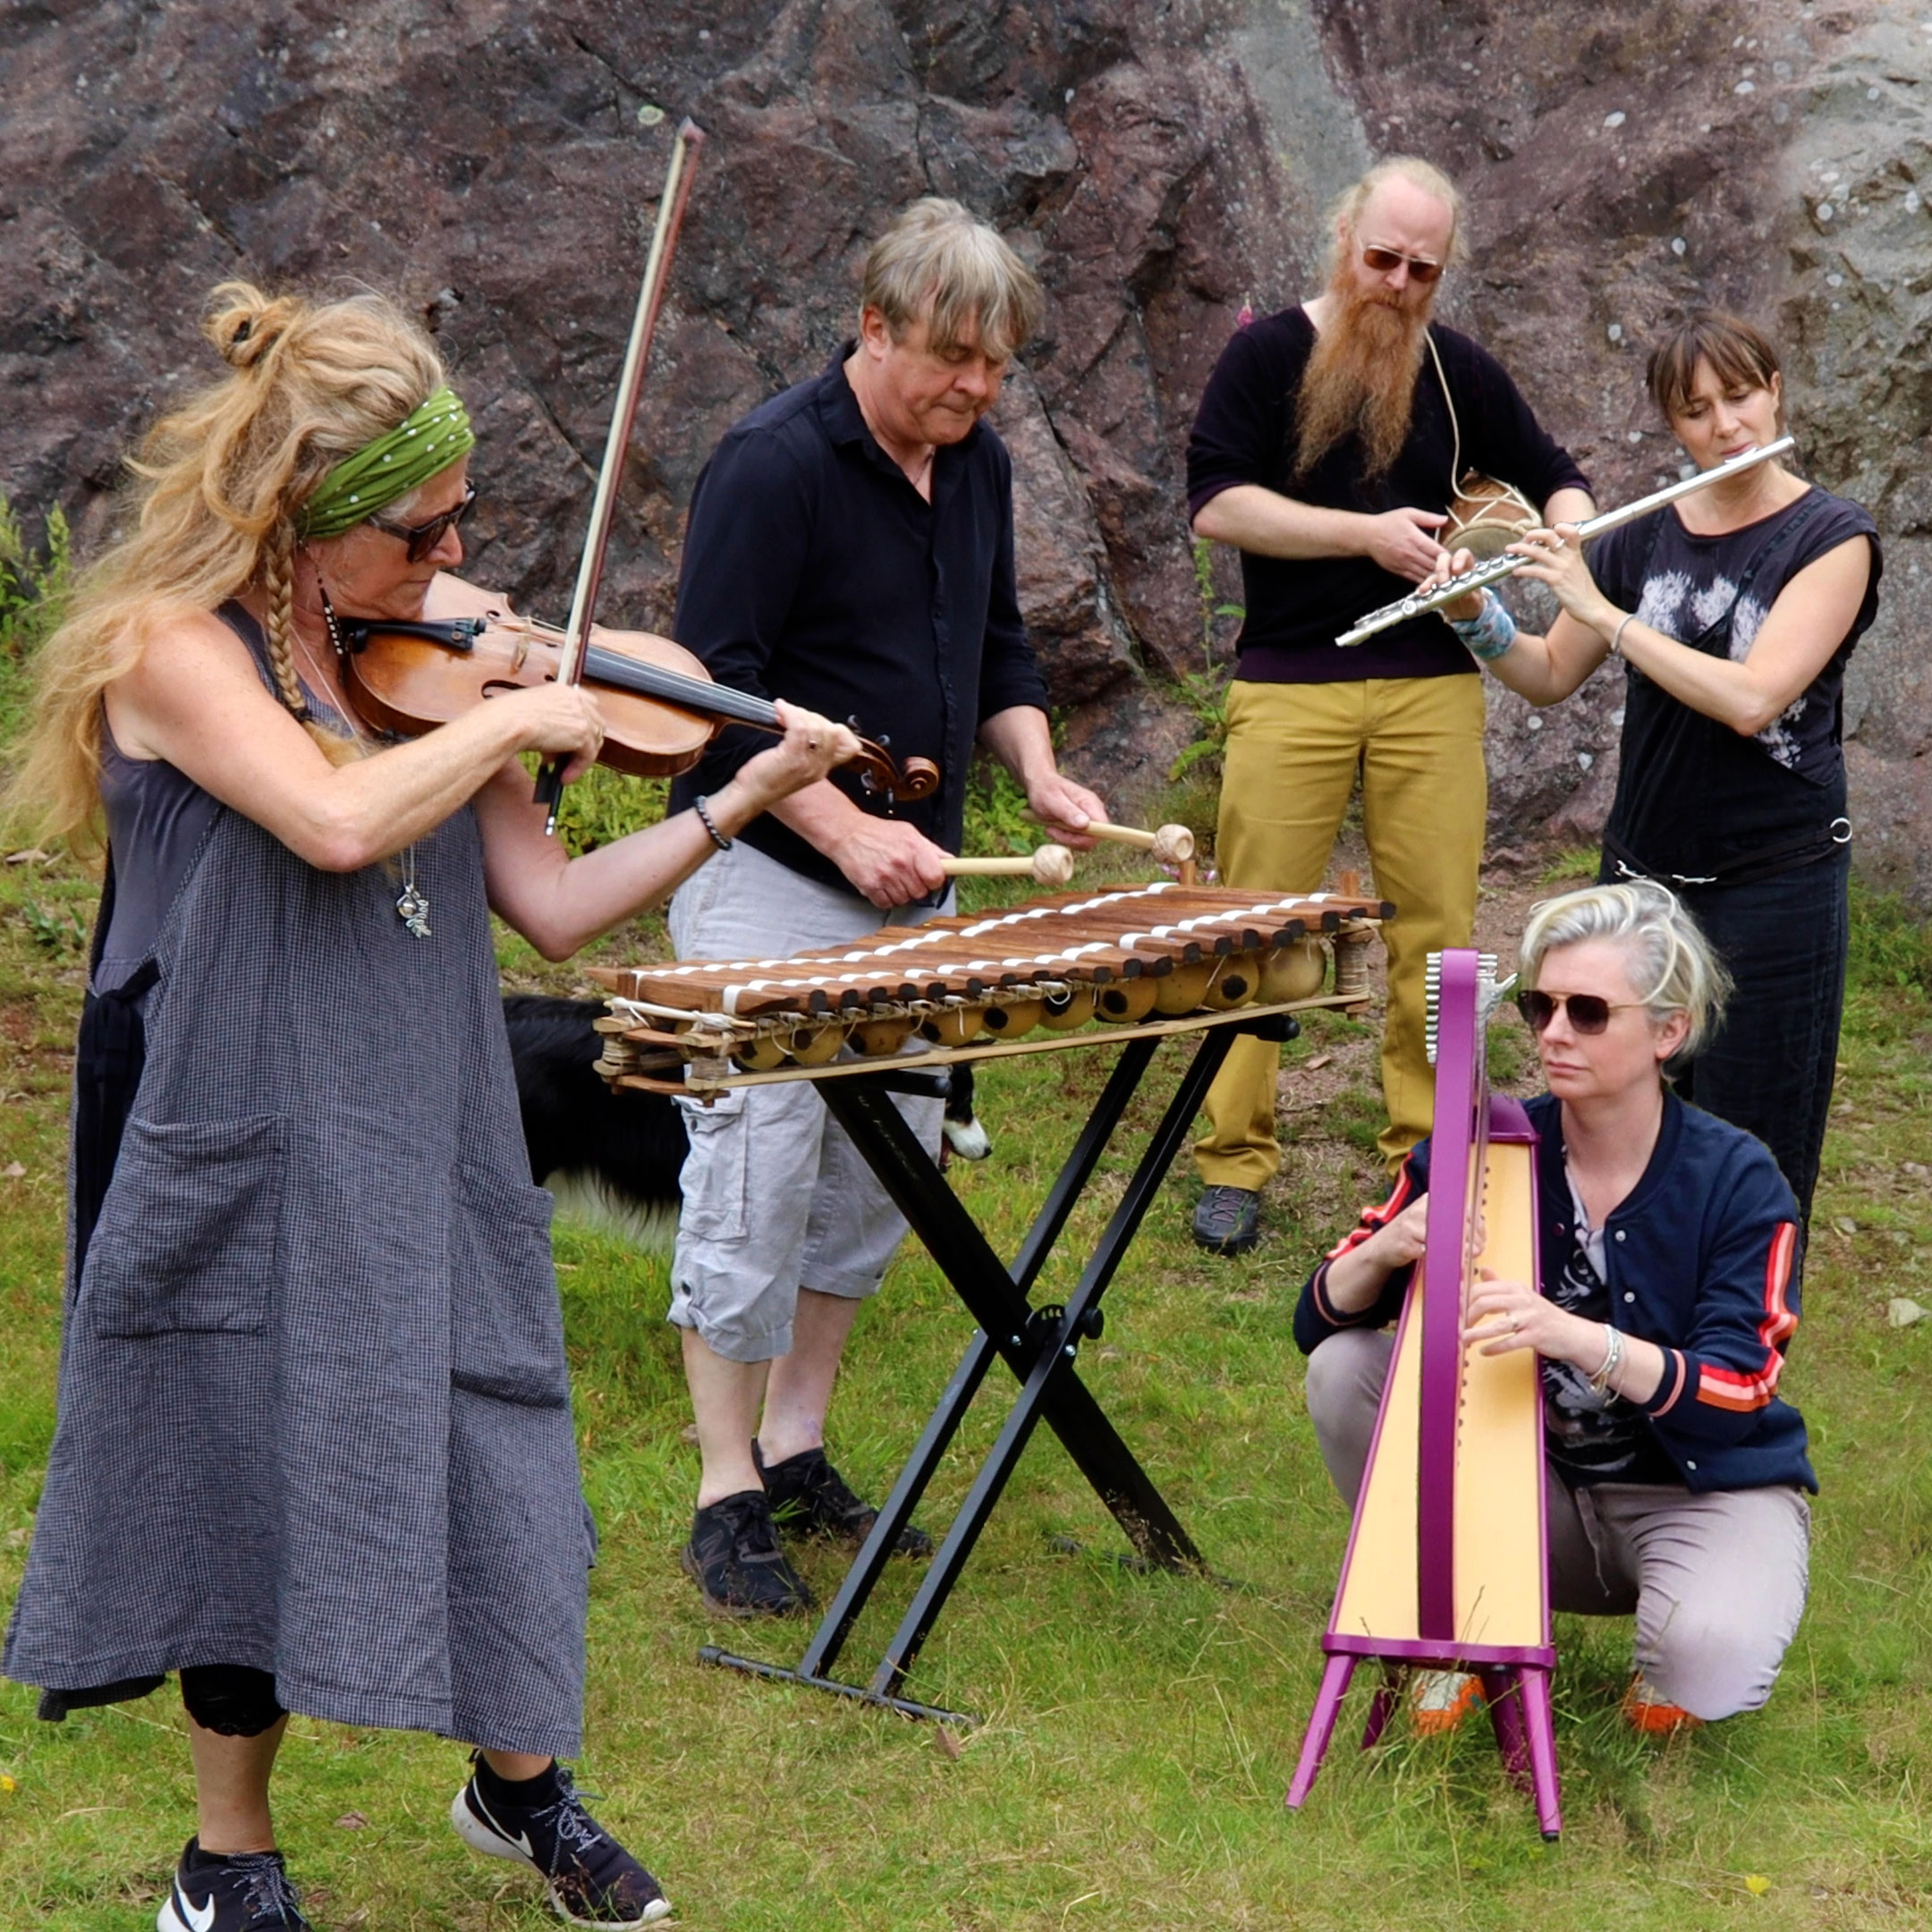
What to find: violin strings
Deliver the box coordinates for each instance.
[580,643,779,727]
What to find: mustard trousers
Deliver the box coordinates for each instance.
[1194,674,1487,1180]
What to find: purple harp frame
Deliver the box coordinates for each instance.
[1284,950,1561,1839]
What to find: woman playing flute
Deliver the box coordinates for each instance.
[1428,313,1878,1232]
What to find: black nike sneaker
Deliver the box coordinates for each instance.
[450,1758,671,1927]
[157,1837,311,1930]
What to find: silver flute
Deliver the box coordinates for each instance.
[1335,435,1797,648]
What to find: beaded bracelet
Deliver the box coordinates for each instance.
[692,794,733,852]
[1447,589,1518,663]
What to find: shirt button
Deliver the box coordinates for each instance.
[1686,1460,1698,1471]
[1624,1292,1635,1303]
[1614,1230,1626,1241]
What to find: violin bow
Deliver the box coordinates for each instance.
[536,117,707,834]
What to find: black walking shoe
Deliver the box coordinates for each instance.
[1191,1184,1261,1255]
[451,1759,672,1927]
[757,1443,935,1557]
[157,1837,311,1930]
[681,1487,816,1615]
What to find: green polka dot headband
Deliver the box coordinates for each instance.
[295,386,476,540]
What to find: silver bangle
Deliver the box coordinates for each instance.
[1588,1322,1624,1394]
[1608,614,1635,658]
[692,794,733,852]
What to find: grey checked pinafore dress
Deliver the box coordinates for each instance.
[4,726,592,1758]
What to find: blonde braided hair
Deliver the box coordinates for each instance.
[4,281,447,847]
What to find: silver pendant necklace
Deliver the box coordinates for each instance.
[396,844,431,939]
[308,570,431,939]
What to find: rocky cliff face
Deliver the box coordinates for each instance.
[3,0,1926,888]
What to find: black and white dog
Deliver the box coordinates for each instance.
[503,996,988,1248]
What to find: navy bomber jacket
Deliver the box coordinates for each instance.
[1293,1091,1815,1495]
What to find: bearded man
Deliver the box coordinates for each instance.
[1185,157,1593,1256]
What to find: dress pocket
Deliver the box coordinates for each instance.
[83,1114,286,1337]
[674,1087,750,1242]
[449,1161,571,1407]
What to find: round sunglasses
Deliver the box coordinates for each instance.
[1360,244,1444,284]
[368,482,478,563]
[1515,989,1642,1036]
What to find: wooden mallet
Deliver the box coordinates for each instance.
[1086,819,1197,883]
[939,843,1077,887]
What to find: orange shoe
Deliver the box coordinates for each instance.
[1622,1674,1703,1735]
[1411,1669,1485,1734]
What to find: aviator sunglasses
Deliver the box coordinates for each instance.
[369,482,478,562]
[1515,989,1642,1036]
[1360,244,1444,284]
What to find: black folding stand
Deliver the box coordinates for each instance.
[699,1006,1295,1724]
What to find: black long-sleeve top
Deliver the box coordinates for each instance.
[668,347,1050,893]
[1186,309,1591,683]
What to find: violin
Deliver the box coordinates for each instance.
[333,611,941,803]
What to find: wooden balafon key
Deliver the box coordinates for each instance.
[1285,948,1563,1840]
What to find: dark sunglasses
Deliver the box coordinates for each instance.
[1515,989,1642,1036]
[1360,244,1444,284]
[368,482,477,562]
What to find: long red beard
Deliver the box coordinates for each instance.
[1293,274,1432,482]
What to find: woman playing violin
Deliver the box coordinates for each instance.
[1,281,855,1931]
[1427,312,1878,1234]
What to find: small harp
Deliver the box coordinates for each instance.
[1286,948,1561,1839]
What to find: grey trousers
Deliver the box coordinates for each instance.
[1304,1326,1811,1721]
[666,840,947,1363]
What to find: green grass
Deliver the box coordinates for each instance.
[4,826,1932,1922]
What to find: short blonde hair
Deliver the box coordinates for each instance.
[859,198,1044,363]
[1326,156,1466,274]
[1518,879,1732,1056]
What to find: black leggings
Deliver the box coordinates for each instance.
[180,1665,285,1739]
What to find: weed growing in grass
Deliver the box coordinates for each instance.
[1538,844,1600,884]
[17,899,86,954]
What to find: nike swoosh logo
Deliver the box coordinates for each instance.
[174,1883,217,1932]
[473,1791,536,1861]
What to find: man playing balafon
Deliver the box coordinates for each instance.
[1185,156,1594,1255]
[665,198,1107,1614]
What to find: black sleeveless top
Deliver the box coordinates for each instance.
[1591,487,1879,885]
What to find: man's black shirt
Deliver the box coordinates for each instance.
[669,347,1049,894]
[1186,309,1590,682]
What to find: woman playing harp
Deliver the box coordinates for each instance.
[1425,313,1878,1233]
[0,281,854,1931]
[1297,883,1812,1732]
